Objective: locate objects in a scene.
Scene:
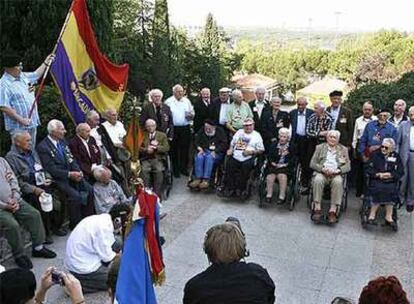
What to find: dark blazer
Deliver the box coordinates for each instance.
[261,110,290,147]
[140,102,174,139]
[326,105,354,147]
[289,108,314,140]
[139,131,170,160]
[193,99,212,133]
[210,97,232,126]
[194,127,228,155]
[37,137,81,184]
[69,135,101,179]
[249,100,270,134]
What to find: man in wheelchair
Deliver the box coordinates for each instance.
[140,119,170,199]
[310,130,350,224]
[221,118,264,199]
[264,128,296,204]
[189,120,228,190]
[364,138,403,230]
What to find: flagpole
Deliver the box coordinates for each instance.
[28,0,76,119]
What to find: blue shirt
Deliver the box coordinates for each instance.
[359,120,397,154]
[0,71,40,131]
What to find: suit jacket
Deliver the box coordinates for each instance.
[249,100,270,134]
[194,127,228,155]
[69,135,101,179]
[310,143,351,174]
[5,146,52,195]
[37,137,81,184]
[193,98,213,133]
[139,131,170,160]
[140,102,174,139]
[289,108,314,140]
[326,106,354,147]
[397,120,413,196]
[210,97,232,126]
[261,110,290,146]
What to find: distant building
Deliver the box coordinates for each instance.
[296,77,348,108]
[231,73,281,101]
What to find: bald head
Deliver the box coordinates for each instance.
[76,123,91,140]
[296,97,308,112]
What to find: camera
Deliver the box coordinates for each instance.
[51,270,65,286]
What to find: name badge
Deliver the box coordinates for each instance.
[387,157,396,162]
[34,163,43,171]
[209,145,216,151]
[253,107,258,112]
[340,117,347,123]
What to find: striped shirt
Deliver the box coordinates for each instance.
[0,71,40,131]
[306,112,334,141]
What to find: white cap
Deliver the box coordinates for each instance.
[219,87,231,93]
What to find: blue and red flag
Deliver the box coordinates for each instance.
[51,0,129,123]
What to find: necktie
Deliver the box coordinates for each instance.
[56,142,65,159]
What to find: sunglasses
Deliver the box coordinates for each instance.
[381,145,390,150]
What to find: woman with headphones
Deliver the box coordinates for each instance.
[183,217,276,304]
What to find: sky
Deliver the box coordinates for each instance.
[168,0,414,32]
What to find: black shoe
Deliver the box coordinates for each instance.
[276,198,286,205]
[159,236,166,246]
[406,205,414,213]
[384,220,398,231]
[367,219,378,226]
[44,235,54,245]
[52,228,68,237]
[32,247,57,259]
[180,170,189,177]
[15,255,33,269]
[173,172,180,178]
[265,197,272,204]
[222,189,234,197]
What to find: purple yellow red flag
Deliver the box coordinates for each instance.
[51,0,129,123]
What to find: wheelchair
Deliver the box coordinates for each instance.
[359,173,400,232]
[216,155,261,200]
[306,172,348,224]
[257,158,301,210]
[187,158,224,193]
[141,154,173,201]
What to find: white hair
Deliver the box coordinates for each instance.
[232,89,243,98]
[93,165,107,181]
[86,110,99,121]
[408,106,414,114]
[394,99,407,109]
[327,130,341,140]
[47,119,64,135]
[314,101,326,109]
[382,137,396,150]
[296,96,308,104]
[149,89,163,99]
[172,84,183,92]
[271,96,282,103]
[255,86,266,94]
[278,127,290,139]
[145,118,157,126]
[11,130,30,144]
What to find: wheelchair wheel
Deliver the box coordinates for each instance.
[257,159,268,208]
[163,156,173,199]
[289,164,301,211]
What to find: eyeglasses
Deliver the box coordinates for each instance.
[381,145,390,150]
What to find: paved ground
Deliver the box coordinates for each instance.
[4,177,414,304]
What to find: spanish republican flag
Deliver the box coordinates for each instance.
[51,0,129,123]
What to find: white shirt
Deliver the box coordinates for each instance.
[323,147,339,170]
[64,214,116,274]
[231,129,264,162]
[165,96,194,126]
[254,100,266,118]
[352,115,377,149]
[47,135,59,149]
[91,127,111,160]
[296,109,307,136]
[219,100,231,125]
[410,124,414,151]
[102,121,126,146]
[330,106,341,128]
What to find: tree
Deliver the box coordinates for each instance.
[151,0,171,95]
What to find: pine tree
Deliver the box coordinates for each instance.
[151,0,171,96]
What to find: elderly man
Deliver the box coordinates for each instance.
[140,119,170,198]
[193,88,213,133]
[226,89,253,135]
[249,86,270,135]
[140,89,174,140]
[6,131,67,242]
[69,123,101,181]
[261,96,290,149]
[290,97,314,190]
[359,108,397,161]
[102,108,127,148]
[37,119,94,229]
[86,110,112,166]
[397,106,414,213]
[389,99,408,129]
[210,87,232,126]
[165,84,194,177]
[326,90,354,148]
[310,130,351,224]
[93,166,131,214]
[190,119,228,189]
[222,118,264,199]
[0,53,54,146]
[352,102,377,197]
[0,157,56,270]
